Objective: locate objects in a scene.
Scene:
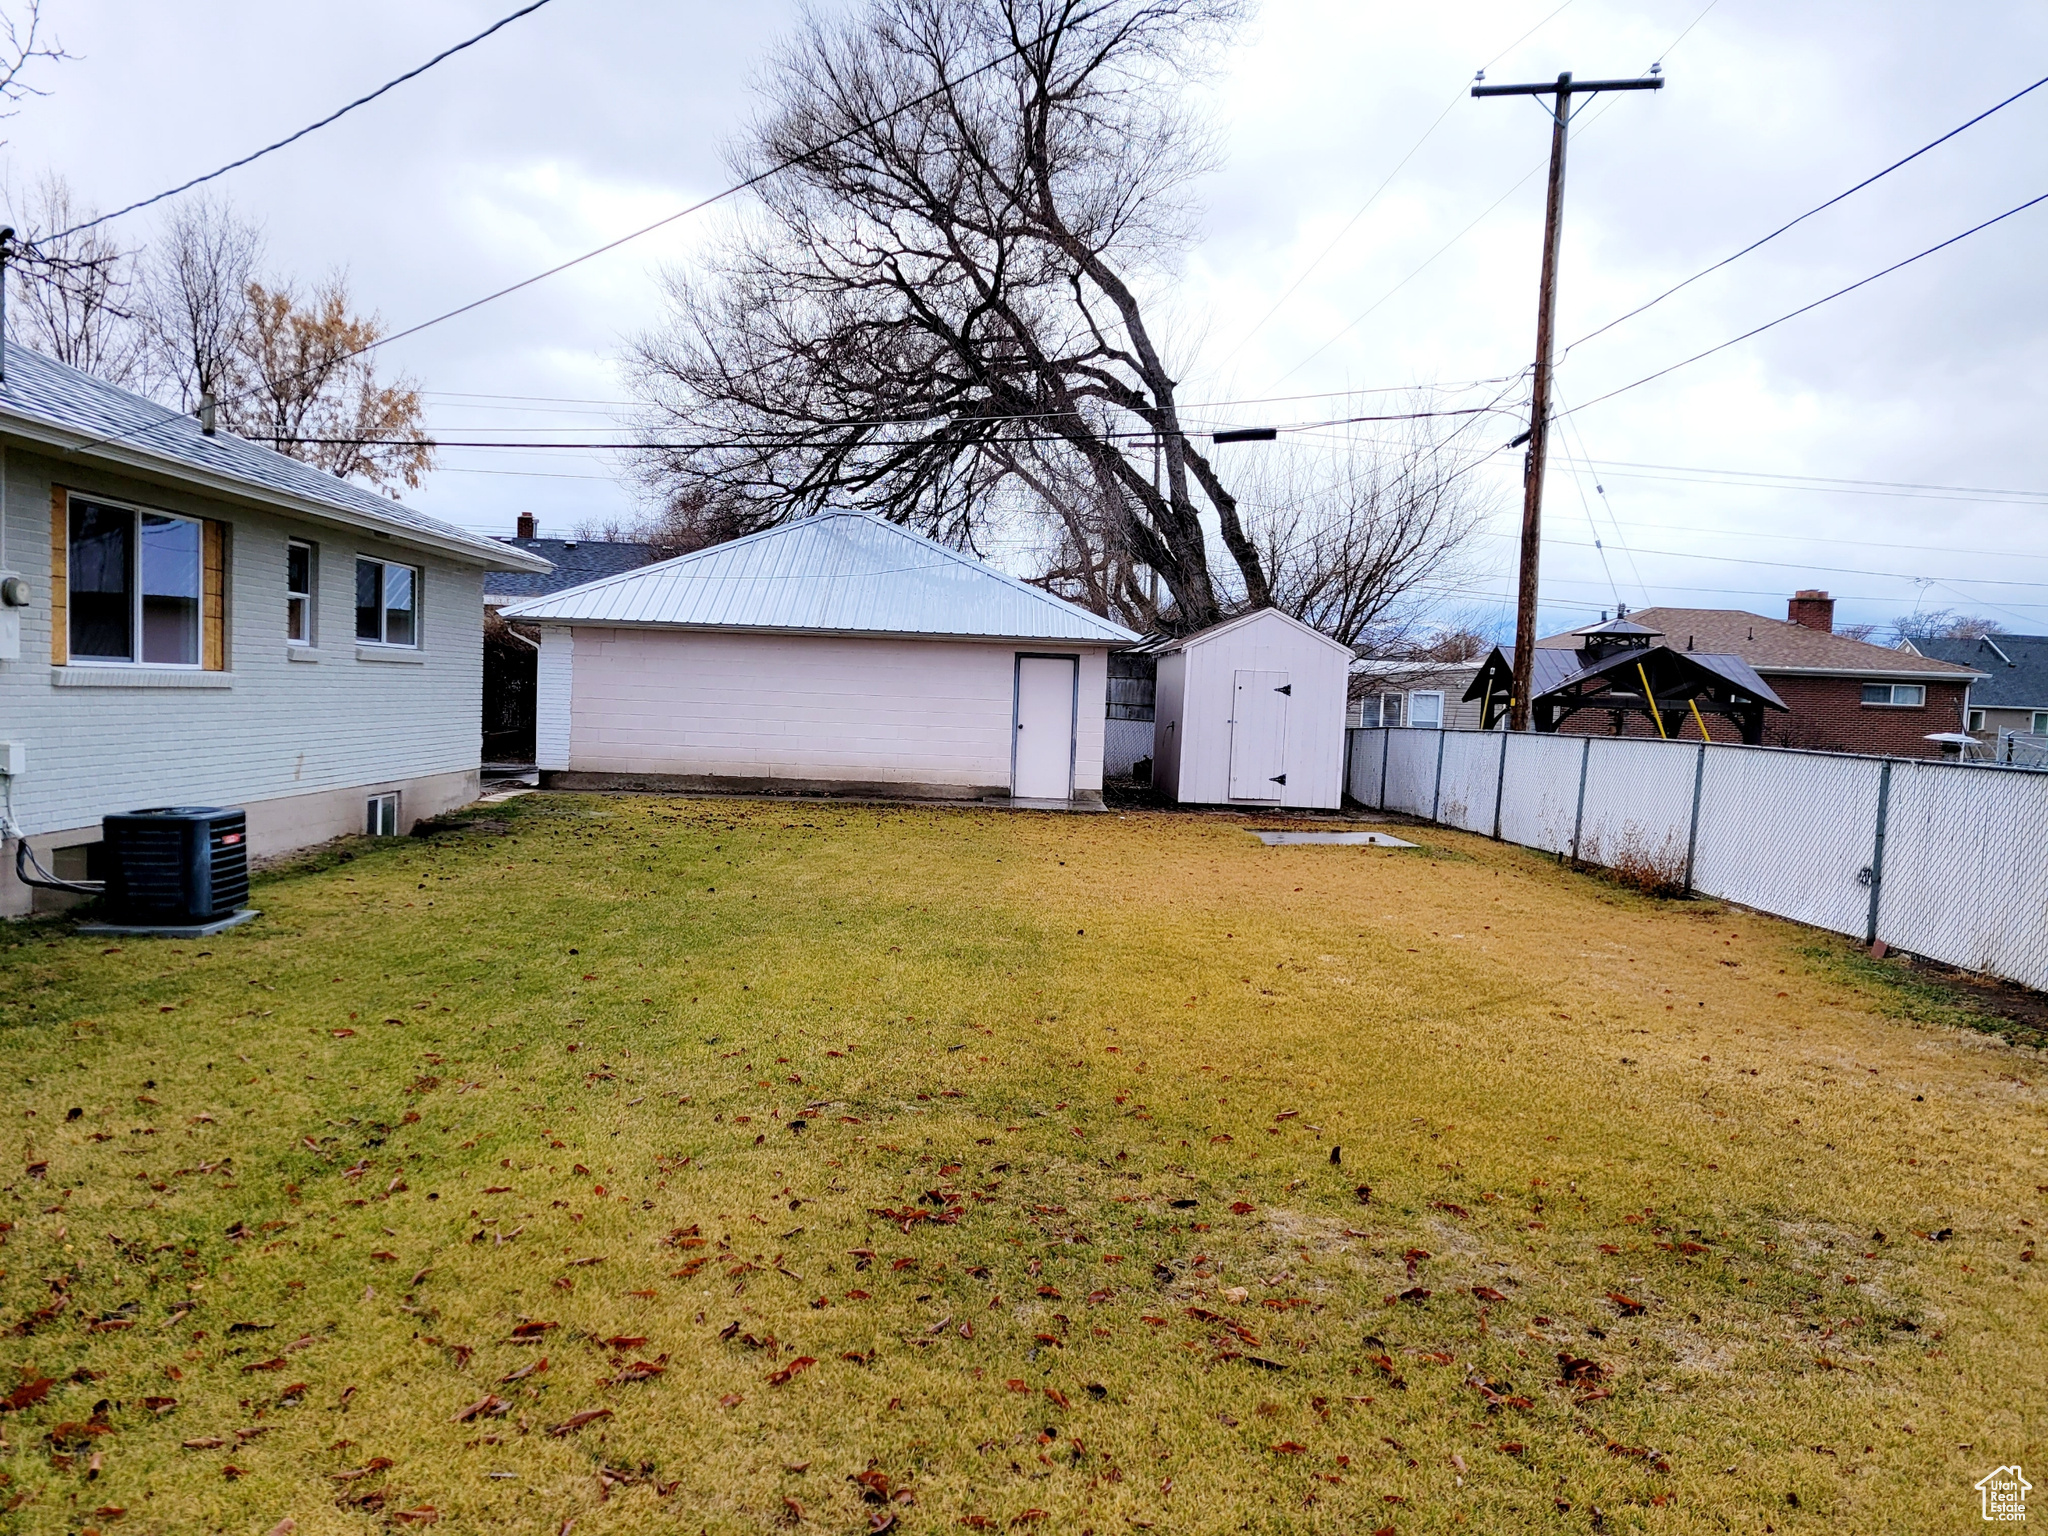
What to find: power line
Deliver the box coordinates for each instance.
[1564,187,2048,419]
[1211,0,1581,370]
[45,0,560,241]
[1566,69,2048,355]
[1480,526,2048,593]
[56,8,1107,461]
[247,402,1524,452]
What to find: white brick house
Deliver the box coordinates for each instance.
[0,343,550,915]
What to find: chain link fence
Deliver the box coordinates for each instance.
[1347,727,2048,993]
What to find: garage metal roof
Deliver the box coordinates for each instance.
[500,510,1138,643]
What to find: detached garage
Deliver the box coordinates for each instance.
[501,512,1135,805]
[1151,608,1352,809]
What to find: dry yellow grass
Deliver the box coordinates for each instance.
[0,794,2041,1534]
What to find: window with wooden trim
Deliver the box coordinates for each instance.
[287,539,316,645]
[355,557,419,647]
[58,494,226,668]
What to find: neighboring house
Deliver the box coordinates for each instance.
[502,511,1136,805]
[1349,658,1484,730]
[0,342,551,915]
[481,514,659,763]
[484,513,656,610]
[1910,632,2048,744]
[1150,608,1352,810]
[1532,591,1980,757]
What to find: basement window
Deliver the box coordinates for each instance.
[1861,683,1925,707]
[2033,712,2048,735]
[367,792,401,838]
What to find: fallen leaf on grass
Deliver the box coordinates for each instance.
[546,1409,613,1437]
[452,1395,512,1423]
[330,1458,394,1481]
[182,1436,226,1450]
[2,1376,54,1411]
[766,1357,816,1387]
[509,1321,557,1339]
[390,1508,440,1525]
[1471,1286,1508,1303]
[1271,1442,1308,1454]
[718,1394,743,1409]
[241,1358,287,1373]
[605,1359,667,1385]
[1607,1292,1646,1317]
[603,1334,648,1349]
[1229,1202,1256,1216]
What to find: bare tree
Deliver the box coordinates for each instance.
[1241,423,1493,649]
[141,196,260,408]
[0,1,66,139]
[1892,608,2003,645]
[576,482,780,559]
[5,172,143,383]
[626,0,1281,629]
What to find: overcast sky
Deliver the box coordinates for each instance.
[12,0,2048,639]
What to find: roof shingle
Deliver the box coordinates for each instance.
[1538,607,1979,678]
[0,341,546,571]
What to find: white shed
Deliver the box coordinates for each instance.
[501,512,1136,805]
[1151,608,1353,809]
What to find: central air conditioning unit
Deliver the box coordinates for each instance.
[100,807,253,930]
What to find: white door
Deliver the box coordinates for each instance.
[1013,656,1078,800]
[1228,669,1290,800]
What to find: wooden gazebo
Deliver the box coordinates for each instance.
[1464,617,1787,744]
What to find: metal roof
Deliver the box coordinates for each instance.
[500,511,1139,643]
[1148,606,1354,657]
[0,342,548,572]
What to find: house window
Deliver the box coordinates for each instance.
[1861,683,1925,707]
[1968,709,1985,732]
[366,792,401,837]
[1408,690,1445,730]
[355,558,418,647]
[68,499,203,665]
[1380,693,1402,728]
[2033,712,2048,736]
[287,539,315,645]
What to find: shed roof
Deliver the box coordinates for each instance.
[1913,634,2048,707]
[1151,606,1353,657]
[499,510,1138,643]
[0,342,547,572]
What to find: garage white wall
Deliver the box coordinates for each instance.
[557,628,1108,798]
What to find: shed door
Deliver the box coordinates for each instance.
[1013,655,1078,800]
[1229,669,1291,800]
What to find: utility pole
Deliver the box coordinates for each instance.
[1474,69,1662,729]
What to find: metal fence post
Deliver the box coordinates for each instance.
[1491,730,1509,841]
[1379,728,1391,812]
[1865,759,1894,946]
[1682,742,1707,895]
[1430,730,1448,824]
[1569,737,1591,863]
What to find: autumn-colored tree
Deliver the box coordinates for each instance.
[228,276,432,493]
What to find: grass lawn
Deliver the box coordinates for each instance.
[0,794,2041,1534]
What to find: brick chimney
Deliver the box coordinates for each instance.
[1788,589,1835,633]
[516,511,537,540]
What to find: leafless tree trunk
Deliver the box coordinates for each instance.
[626,0,1263,629]
[5,172,142,384]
